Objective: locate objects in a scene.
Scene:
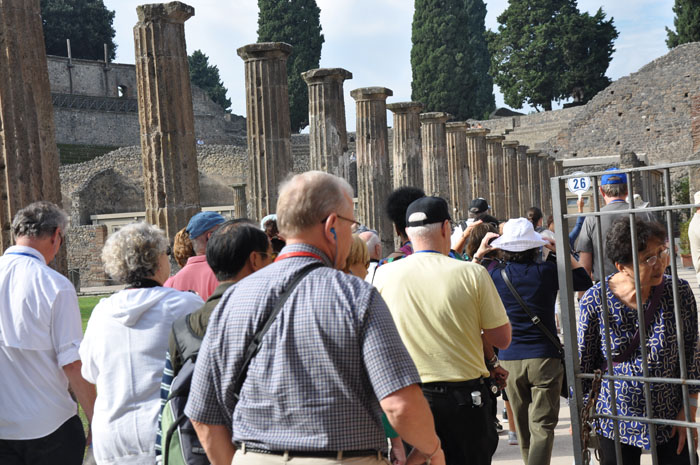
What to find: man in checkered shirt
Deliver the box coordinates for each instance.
[185,171,445,465]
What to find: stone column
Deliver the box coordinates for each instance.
[537,152,550,215]
[232,183,247,218]
[465,129,490,206]
[486,135,506,220]
[350,87,393,254]
[0,0,65,269]
[420,112,451,204]
[446,122,471,219]
[134,2,200,239]
[302,68,353,179]
[387,102,423,189]
[238,42,293,222]
[502,140,520,220]
[526,149,541,209]
[516,145,529,217]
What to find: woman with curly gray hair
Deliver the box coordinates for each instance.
[79,222,203,465]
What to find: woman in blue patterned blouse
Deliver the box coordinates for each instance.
[578,218,700,465]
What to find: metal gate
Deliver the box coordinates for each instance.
[551,160,700,465]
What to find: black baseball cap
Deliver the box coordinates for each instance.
[406,197,451,227]
[469,198,490,214]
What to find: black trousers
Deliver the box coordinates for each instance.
[599,435,698,465]
[0,415,86,465]
[422,380,498,465]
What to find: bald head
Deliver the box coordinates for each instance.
[359,230,381,260]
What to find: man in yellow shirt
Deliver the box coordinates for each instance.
[374,196,511,465]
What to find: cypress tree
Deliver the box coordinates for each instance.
[666,0,700,48]
[411,0,495,120]
[188,50,232,112]
[257,0,324,133]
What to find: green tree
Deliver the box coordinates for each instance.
[666,0,700,48]
[558,8,618,103]
[487,0,617,111]
[411,0,495,120]
[40,0,116,61]
[257,0,324,133]
[188,50,232,112]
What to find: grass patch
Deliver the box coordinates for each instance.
[79,296,106,331]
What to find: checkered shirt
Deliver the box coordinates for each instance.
[185,243,420,452]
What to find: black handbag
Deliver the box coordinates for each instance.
[500,267,569,398]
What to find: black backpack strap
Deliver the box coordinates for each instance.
[172,314,203,365]
[232,262,324,400]
[500,266,563,356]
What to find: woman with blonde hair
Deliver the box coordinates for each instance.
[343,234,370,280]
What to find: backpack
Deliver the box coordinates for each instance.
[161,316,209,465]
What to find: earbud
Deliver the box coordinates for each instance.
[330,228,336,240]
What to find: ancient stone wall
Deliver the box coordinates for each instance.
[66,225,109,287]
[47,56,246,148]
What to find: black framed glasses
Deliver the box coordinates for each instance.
[320,214,362,231]
[165,246,172,256]
[259,251,279,260]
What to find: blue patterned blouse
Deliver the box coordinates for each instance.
[578,275,700,449]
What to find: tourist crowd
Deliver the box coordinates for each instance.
[1,168,699,465]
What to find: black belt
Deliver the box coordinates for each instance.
[235,443,386,459]
[421,377,484,393]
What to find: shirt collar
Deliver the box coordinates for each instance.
[186,254,209,265]
[279,243,333,267]
[3,245,47,265]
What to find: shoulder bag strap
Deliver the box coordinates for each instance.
[232,262,324,400]
[500,267,563,356]
[611,276,665,364]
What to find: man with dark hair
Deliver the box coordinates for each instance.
[0,201,96,465]
[577,168,652,280]
[468,198,499,226]
[156,220,274,455]
[382,186,425,262]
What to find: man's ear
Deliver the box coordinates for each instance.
[250,250,264,271]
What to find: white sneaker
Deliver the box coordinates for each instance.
[508,431,518,445]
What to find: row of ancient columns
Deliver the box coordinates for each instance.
[236,41,563,251]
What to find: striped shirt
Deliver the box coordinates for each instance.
[185,243,420,451]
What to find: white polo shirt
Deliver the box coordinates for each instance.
[0,245,83,439]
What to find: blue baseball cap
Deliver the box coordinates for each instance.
[186,211,225,239]
[601,168,627,186]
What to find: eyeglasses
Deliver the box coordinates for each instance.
[259,251,279,260]
[321,214,362,231]
[642,247,669,267]
[165,246,172,256]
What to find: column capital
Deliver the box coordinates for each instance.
[526,149,541,157]
[420,112,451,123]
[302,68,352,84]
[485,134,505,142]
[237,42,293,61]
[537,151,550,159]
[502,140,519,148]
[445,121,470,132]
[136,2,194,23]
[387,101,423,114]
[350,87,393,101]
[465,128,490,137]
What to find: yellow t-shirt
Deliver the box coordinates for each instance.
[374,252,509,382]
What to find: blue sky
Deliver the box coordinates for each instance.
[103,0,676,132]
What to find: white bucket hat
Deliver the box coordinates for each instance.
[491,218,548,252]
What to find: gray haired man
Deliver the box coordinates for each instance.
[0,201,96,465]
[186,171,445,465]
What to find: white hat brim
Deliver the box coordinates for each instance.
[491,237,548,252]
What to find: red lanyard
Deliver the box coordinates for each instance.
[274,251,325,263]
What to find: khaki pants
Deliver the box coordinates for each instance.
[501,357,563,465]
[233,450,389,465]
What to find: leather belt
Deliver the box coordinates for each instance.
[236,442,386,460]
[421,377,484,393]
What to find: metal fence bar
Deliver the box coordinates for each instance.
[552,176,585,464]
[557,160,700,178]
[627,180,660,464]
[579,373,700,385]
[564,203,700,219]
